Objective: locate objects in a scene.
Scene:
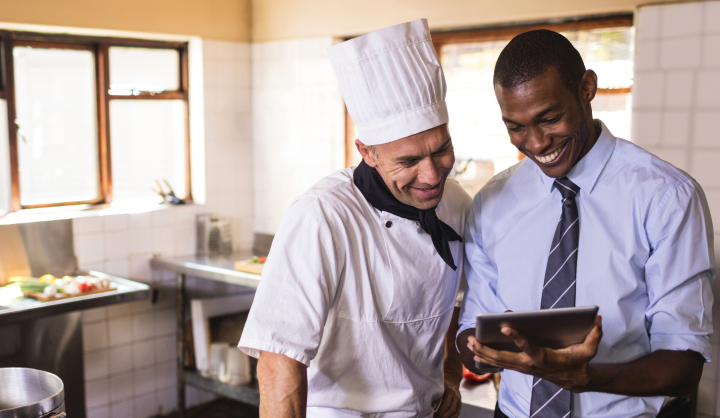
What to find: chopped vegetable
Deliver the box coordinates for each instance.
[39,274,56,284]
[64,283,80,295]
[3,274,114,300]
[248,256,268,264]
[8,278,50,293]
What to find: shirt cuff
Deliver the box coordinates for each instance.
[238,337,312,366]
[650,334,712,362]
[455,324,474,353]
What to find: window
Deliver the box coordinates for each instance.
[345,16,634,197]
[0,31,190,213]
[14,44,99,206]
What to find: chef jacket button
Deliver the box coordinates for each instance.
[385,221,392,228]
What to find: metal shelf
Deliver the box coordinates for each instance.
[152,252,261,417]
[183,371,259,406]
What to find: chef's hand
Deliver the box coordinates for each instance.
[432,375,462,418]
[467,316,603,392]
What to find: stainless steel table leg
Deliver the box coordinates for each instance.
[177,272,186,417]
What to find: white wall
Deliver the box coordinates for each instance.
[78,39,253,418]
[203,41,254,250]
[633,2,720,416]
[251,37,345,234]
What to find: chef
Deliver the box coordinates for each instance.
[239,19,472,418]
[457,30,714,417]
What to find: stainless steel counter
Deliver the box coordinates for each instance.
[0,272,150,323]
[150,252,260,288]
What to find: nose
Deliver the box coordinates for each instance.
[524,126,552,155]
[416,157,442,187]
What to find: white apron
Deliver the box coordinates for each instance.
[240,167,472,417]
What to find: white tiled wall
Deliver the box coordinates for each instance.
[251,37,345,234]
[77,210,193,418]
[634,2,720,416]
[78,39,253,418]
[204,40,254,250]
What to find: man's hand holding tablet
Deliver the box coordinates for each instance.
[464,306,604,392]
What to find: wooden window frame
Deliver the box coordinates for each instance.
[344,14,634,167]
[0,30,191,212]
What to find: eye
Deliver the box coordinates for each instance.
[507,125,523,133]
[400,159,419,168]
[542,114,562,124]
[433,146,452,156]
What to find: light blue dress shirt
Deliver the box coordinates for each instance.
[459,121,715,418]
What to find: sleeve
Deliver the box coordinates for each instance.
[645,179,715,362]
[457,194,509,345]
[238,200,343,366]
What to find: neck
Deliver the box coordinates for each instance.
[575,118,601,167]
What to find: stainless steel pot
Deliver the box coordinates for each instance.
[0,368,65,418]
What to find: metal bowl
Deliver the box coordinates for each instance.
[0,368,65,418]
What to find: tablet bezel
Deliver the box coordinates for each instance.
[475,306,599,353]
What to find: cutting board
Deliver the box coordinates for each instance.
[233,261,264,275]
[25,286,116,302]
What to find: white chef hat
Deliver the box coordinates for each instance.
[328,19,448,146]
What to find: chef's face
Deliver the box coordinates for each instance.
[495,67,598,178]
[356,124,454,210]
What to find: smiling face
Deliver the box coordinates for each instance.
[495,67,599,178]
[356,124,454,210]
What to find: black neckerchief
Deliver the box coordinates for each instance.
[353,160,462,270]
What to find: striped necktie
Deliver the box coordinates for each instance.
[529,177,580,418]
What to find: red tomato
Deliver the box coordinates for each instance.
[462,365,492,383]
[78,283,93,293]
[258,256,267,263]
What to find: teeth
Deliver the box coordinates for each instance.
[535,144,564,164]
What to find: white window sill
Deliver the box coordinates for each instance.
[0,201,198,225]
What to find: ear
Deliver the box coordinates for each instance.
[579,69,598,105]
[355,139,379,168]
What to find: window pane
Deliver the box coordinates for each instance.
[109,47,179,94]
[441,26,634,197]
[14,47,99,206]
[564,27,634,89]
[110,100,187,203]
[441,40,519,194]
[592,93,632,141]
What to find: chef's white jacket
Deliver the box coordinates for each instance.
[239,167,472,417]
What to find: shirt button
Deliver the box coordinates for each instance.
[385,221,393,228]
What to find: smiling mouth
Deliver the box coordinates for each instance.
[411,182,442,199]
[534,142,568,165]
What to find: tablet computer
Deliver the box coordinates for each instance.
[475,306,599,353]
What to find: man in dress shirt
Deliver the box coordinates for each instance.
[457,29,715,417]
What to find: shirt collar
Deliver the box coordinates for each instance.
[539,119,616,194]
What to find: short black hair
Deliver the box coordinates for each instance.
[493,29,586,98]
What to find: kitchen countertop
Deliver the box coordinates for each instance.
[0,272,150,323]
[150,252,261,288]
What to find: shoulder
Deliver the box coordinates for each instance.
[606,138,702,209]
[283,167,365,225]
[436,178,472,230]
[611,138,693,188]
[440,178,473,214]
